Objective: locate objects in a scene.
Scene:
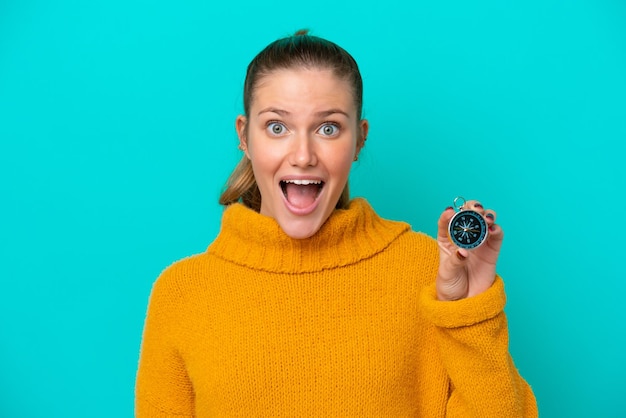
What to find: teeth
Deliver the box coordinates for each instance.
[283,179,322,185]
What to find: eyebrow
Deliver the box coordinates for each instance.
[257,107,350,118]
[316,109,350,118]
[258,107,290,117]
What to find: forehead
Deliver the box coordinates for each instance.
[251,68,356,115]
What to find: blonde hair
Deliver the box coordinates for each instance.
[219,30,362,211]
[218,157,262,211]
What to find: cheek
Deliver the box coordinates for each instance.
[249,152,274,179]
[248,143,283,170]
[247,140,283,185]
[327,143,356,177]
[339,137,358,163]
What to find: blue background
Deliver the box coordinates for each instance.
[1,0,624,417]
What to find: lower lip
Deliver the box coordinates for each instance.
[281,188,323,216]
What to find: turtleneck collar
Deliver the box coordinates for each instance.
[208,198,410,273]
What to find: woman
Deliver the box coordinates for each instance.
[136,30,538,417]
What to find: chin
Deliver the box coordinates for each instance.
[272,191,338,239]
[281,225,321,239]
[278,220,323,240]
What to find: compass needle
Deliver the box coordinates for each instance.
[448,196,488,250]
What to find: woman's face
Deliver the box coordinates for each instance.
[237,67,368,239]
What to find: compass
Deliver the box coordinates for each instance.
[448,197,488,250]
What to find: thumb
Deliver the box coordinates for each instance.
[437,248,469,301]
[437,207,455,242]
[440,248,469,279]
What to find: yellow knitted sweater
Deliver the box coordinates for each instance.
[136,198,537,417]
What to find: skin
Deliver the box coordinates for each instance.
[436,200,503,301]
[236,67,368,240]
[236,67,501,301]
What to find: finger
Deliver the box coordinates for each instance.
[438,247,469,283]
[463,199,485,214]
[484,209,497,227]
[455,248,469,263]
[437,206,455,241]
[486,222,504,252]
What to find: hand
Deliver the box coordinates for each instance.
[435,200,503,301]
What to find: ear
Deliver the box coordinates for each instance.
[356,119,369,155]
[235,115,250,159]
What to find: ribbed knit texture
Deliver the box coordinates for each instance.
[136,198,537,417]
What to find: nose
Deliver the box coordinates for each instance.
[288,134,318,168]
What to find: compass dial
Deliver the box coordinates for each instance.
[448,210,488,249]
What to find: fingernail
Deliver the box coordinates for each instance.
[456,250,467,261]
[489,225,495,232]
[445,206,454,211]
[474,203,483,209]
[486,213,494,220]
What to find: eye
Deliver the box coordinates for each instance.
[318,123,340,137]
[267,121,287,136]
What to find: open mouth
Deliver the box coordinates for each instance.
[280,179,325,209]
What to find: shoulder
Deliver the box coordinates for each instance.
[351,198,440,259]
[361,212,440,287]
[387,230,440,274]
[149,251,213,306]
[397,228,438,250]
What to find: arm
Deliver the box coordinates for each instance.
[429,200,537,416]
[135,268,195,417]
[421,277,537,417]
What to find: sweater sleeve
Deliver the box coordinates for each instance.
[135,268,195,417]
[420,277,538,418]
